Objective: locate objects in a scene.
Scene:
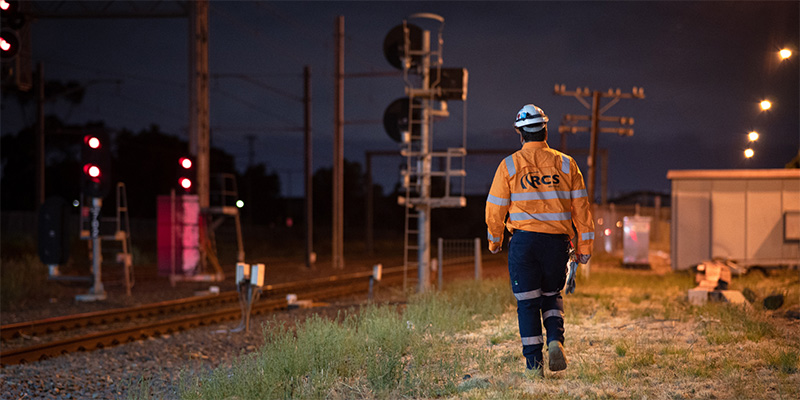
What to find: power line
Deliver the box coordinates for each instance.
[210,86,298,126]
[37,58,185,88]
[208,4,307,66]
[211,73,302,102]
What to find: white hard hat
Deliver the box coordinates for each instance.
[514,104,549,132]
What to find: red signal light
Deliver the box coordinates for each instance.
[179,177,192,190]
[84,135,101,149]
[83,164,101,179]
[0,31,19,58]
[179,157,192,169]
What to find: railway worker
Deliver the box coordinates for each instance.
[485,103,594,376]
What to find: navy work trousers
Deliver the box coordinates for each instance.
[507,230,570,369]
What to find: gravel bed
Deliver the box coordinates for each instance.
[1,257,501,399]
[1,296,384,400]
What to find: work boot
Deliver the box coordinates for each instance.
[547,341,568,371]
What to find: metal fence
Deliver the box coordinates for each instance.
[436,237,482,290]
[592,203,671,255]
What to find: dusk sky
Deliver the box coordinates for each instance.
[3,1,798,199]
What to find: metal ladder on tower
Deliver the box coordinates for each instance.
[82,182,134,295]
[401,99,423,290]
[108,182,134,295]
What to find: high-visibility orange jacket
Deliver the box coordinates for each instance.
[485,141,595,255]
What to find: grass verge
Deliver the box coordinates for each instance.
[168,268,798,400]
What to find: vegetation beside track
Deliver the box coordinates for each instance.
[159,265,799,400]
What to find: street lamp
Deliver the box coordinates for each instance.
[744,148,754,158]
[759,100,772,110]
[748,131,759,142]
[779,48,792,60]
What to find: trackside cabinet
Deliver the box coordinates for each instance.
[157,194,201,277]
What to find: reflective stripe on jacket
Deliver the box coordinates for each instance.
[485,141,595,255]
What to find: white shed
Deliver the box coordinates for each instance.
[667,169,800,271]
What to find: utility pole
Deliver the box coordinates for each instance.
[554,85,644,204]
[189,0,210,210]
[36,63,44,205]
[332,16,345,269]
[304,65,314,269]
[245,135,256,168]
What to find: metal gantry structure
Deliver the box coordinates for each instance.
[554,85,644,204]
[393,14,468,292]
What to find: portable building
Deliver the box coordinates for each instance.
[667,169,800,271]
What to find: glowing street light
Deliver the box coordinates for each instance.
[779,48,792,60]
[748,131,759,142]
[744,148,755,158]
[759,100,772,110]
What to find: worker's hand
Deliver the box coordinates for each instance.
[565,261,577,294]
[577,254,591,264]
[490,247,502,254]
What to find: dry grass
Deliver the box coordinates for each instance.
[451,266,800,400]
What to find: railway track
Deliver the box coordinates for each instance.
[1,266,395,342]
[0,264,429,366]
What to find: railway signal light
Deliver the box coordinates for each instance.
[1,0,31,91]
[383,23,423,71]
[0,0,23,61]
[80,132,112,198]
[178,156,196,193]
[383,97,421,143]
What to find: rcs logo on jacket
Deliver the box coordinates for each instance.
[520,173,560,190]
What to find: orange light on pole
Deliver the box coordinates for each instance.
[779,48,792,60]
[744,148,755,158]
[748,131,759,142]
[760,100,772,110]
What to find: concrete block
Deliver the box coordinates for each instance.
[688,287,711,305]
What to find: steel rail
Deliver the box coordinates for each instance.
[0,267,414,366]
[1,265,407,342]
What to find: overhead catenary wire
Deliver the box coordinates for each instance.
[37,58,186,88]
[208,3,309,66]
[210,86,299,127]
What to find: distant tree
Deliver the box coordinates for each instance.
[2,79,87,124]
[113,125,187,218]
[238,163,281,225]
[1,116,85,211]
[312,159,370,233]
[1,126,38,210]
[1,120,241,217]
